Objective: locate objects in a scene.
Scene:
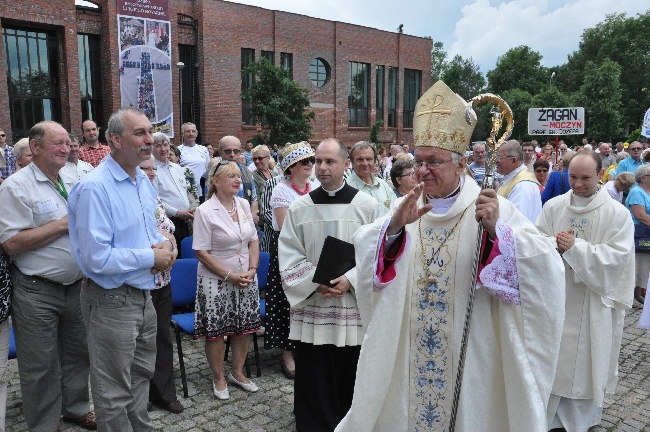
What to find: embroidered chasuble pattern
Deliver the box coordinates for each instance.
[410,219,462,431]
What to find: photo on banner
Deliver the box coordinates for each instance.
[117,0,174,137]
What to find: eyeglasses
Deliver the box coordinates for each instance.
[535,169,549,173]
[212,160,232,176]
[414,159,452,169]
[252,155,269,162]
[398,171,415,178]
[222,148,241,155]
[496,155,516,161]
[522,148,535,152]
[630,147,643,151]
[299,157,315,166]
[0,134,5,137]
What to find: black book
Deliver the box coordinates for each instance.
[312,236,356,287]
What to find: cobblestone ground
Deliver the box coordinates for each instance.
[5,307,650,431]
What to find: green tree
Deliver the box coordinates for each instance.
[430,41,448,82]
[487,46,548,96]
[241,58,315,146]
[559,12,650,133]
[440,55,486,100]
[500,88,534,141]
[579,59,623,141]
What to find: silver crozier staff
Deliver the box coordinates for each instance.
[448,93,514,432]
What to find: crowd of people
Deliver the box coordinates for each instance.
[138,52,157,120]
[0,79,648,431]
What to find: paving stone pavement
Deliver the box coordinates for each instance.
[4,306,650,431]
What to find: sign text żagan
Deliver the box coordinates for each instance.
[528,107,585,135]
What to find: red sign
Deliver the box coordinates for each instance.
[117,0,169,20]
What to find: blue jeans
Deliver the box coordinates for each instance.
[81,279,156,432]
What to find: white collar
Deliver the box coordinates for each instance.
[501,163,526,185]
[322,181,346,196]
[426,177,464,215]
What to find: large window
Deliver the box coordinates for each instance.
[387,66,397,128]
[78,34,103,131]
[179,44,200,134]
[403,69,421,128]
[241,48,254,125]
[3,27,60,141]
[348,61,369,127]
[280,52,293,79]
[261,50,274,65]
[376,65,384,125]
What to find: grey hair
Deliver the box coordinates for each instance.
[636,164,650,182]
[153,132,170,145]
[105,107,146,143]
[502,140,523,162]
[616,152,629,163]
[349,141,377,162]
[450,152,463,164]
[13,138,30,159]
[181,122,196,133]
[28,121,61,145]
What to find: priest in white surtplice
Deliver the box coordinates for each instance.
[536,151,634,432]
[336,81,566,432]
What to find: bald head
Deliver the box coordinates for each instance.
[218,135,242,161]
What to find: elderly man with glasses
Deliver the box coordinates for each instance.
[495,140,542,222]
[617,141,644,175]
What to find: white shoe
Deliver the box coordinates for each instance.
[213,380,229,400]
[227,372,259,393]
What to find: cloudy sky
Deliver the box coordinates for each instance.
[229,0,648,74]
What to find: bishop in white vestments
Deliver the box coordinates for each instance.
[537,151,634,432]
[336,81,566,432]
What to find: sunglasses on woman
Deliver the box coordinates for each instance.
[297,157,315,166]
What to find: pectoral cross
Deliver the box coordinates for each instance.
[416,94,452,130]
[418,272,437,302]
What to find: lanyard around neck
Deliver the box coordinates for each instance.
[49,175,68,201]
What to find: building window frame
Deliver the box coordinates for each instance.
[348,61,370,127]
[3,26,61,141]
[403,69,421,128]
[241,48,255,125]
[280,52,293,79]
[261,50,274,65]
[309,57,330,88]
[387,66,397,128]
[78,33,103,132]
[376,65,385,126]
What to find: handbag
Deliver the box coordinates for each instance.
[634,224,650,253]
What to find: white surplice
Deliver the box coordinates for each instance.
[537,188,634,431]
[336,176,566,432]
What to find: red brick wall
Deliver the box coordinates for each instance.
[0,0,431,148]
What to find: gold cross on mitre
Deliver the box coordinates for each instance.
[416,94,452,131]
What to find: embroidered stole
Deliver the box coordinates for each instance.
[497,168,539,198]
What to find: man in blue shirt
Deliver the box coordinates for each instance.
[68,107,176,432]
[617,141,643,175]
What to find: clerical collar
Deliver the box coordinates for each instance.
[322,181,346,196]
[426,177,464,215]
[570,187,601,206]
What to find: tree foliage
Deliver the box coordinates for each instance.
[578,59,623,141]
[487,46,548,96]
[441,55,486,100]
[558,12,650,134]
[430,41,448,82]
[241,58,315,146]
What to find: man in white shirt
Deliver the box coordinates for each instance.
[178,122,210,202]
[496,140,542,222]
[153,133,194,248]
[62,134,93,182]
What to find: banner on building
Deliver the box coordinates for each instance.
[117,0,174,137]
[642,108,650,138]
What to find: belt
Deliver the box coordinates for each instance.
[13,264,81,286]
[84,277,145,293]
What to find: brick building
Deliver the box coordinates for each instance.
[0,0,432,147]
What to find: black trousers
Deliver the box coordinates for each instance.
[169,216,191,258]
[149,284,178,405]
[294,342,361,432]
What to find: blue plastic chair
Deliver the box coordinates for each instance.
[224,251,270,378]
[170,258,198,398]
[180,236,195,259]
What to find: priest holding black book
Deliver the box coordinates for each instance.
[278,138,381,432]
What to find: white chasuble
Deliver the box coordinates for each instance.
[536,188,634,406]
[337,175,566,432]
